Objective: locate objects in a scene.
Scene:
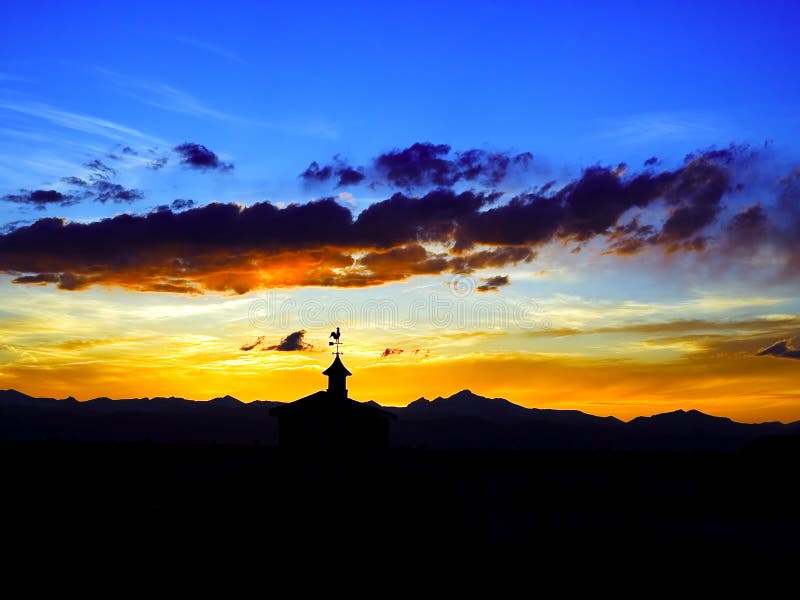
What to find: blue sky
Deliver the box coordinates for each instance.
[2,0,800,419]
[2,0,799,224]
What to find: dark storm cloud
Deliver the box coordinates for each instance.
[374,142,455,187]
[353,189,501,248]
[174,143,233,171]
[301,142,534,189]
[265,330,312,351]
[300,159,365,187]
[374,143,533,188]
[336,166,366,186]
[476,275,510,292]
[171,199,195,211]
[448,247,535,272]
[756,339,800,360]
[2,189,79,209]
[0,144,773,294]
[300,161,333,182]
[727,204,768,240]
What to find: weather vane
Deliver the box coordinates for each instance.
[328,326,343,355]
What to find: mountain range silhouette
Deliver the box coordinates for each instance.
[2,387,798,451]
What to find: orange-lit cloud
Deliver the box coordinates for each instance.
[3,147,782,295]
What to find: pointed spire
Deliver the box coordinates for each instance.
[324,354,351,398]
[324,327,350,398]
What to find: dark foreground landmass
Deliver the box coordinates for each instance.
[4,388,800,452]
[4,438,799,559]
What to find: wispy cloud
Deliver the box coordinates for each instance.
[593,111,724,146]
[96,68,338,138]
[173,36,245,65]
[97,68,238,122]
[0,101,163,145]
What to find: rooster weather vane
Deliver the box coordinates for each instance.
[328,326,343,355]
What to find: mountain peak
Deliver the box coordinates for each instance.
[209,394,242,406]
[630,408,735,427]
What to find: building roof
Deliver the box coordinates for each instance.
[269,390,395,419]
[322,354,352,377]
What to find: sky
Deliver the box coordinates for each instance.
[1,0,800,422]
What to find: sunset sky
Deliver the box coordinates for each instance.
[2,1,800,422]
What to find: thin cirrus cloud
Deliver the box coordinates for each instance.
[94,68,337,138]
[97,68,239,122]
[172,35,246,65]
[0,100,164,145]
[593,111,725,146]
[1,142,797,294]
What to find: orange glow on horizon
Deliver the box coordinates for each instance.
[5,350,799,424]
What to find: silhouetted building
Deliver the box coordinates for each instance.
[270,340,395,451]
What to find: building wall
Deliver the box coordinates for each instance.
[278,412,390,451]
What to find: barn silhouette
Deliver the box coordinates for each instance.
[269,328,395,450]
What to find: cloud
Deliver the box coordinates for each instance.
[171,199,195,211]
[88,181,144,203]
[173,36,245,65]
[54,338,114,351]
[61,176,88,187]
[0,100,163,145]
[174,143,233,171]
[147,156,168,170]
[300,159,365,187]
[265,330,313,351]
[525,316,800,339]
[2,189,79,209]
[476,275,510,292]
[1,220,32,234]
[381,348,404,357]
[0,144,787,294]
[374,143,532,188]
[301,142,533,189]
[4,152,145,209]
[84,159,116,180]
[757,339,800,360]
[99,69,239,122]
[240,336,264,351]
[594,111,722,146]
[11,271,94,290]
